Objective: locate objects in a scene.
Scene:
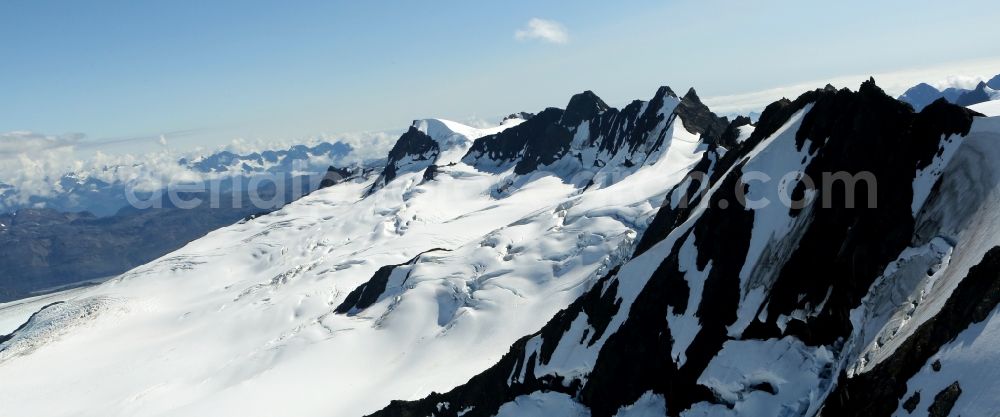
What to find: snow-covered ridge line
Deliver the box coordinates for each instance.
[0,84,731,417]
[4,79,999,417]
[366,117,527,194]
[371,79,999,417]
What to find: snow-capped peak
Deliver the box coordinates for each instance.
[412,118,524,166]
[7,80,1000,417]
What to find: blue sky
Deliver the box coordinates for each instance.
[2,0,999,154]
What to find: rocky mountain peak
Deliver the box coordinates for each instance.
[561,90,610,127]
[956,81,994,107]
[989,74,1000,90]
[675,87,729,144]
[653,85,679,101]
[502,112,535,124]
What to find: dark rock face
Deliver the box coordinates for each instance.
[318,166,354,189]
[927,382,962,417]
[377,126,440,186]
[463,108,565,173]
[577,87,669,160]
[461,86,728,183]
[560,90,609,128]
[709,86,832,186]
[573,153,757,416]
[421,164,438,182]
[902,391,921,413]
[335,264,401,315]
[717,115,753,149]
[502,112,535,123]
[334,249,449,315]
[673,88,730,144]
[742,82,979,347]
[539,268,623,361]
[513,116,575,175]
[367,81,986,417]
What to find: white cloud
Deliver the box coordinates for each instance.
[0,125,404,210]
[0,131,83,156]
[932,75,986,91]
[458,115,497,129]
[326,130,400,163]
[0,131,204,204]
[0,131,85,203]
[515,18,569,44]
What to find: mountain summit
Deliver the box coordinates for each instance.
[2,80,999,417]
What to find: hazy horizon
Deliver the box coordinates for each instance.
[3,0,999,158]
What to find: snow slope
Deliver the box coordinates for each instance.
[371,81,1000,417]
[0,88,715,417]
[970,99,1000,117]
[5,82,1000,417]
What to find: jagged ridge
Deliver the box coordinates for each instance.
[369,79,989,417]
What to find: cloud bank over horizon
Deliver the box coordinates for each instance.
[0,128,400,210]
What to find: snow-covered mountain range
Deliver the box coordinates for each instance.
[2,79,1000,417]
[0,140,358,216]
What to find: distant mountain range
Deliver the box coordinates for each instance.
[898,73,1000,110]
[0,140,357,217]
[180,141,353,175]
